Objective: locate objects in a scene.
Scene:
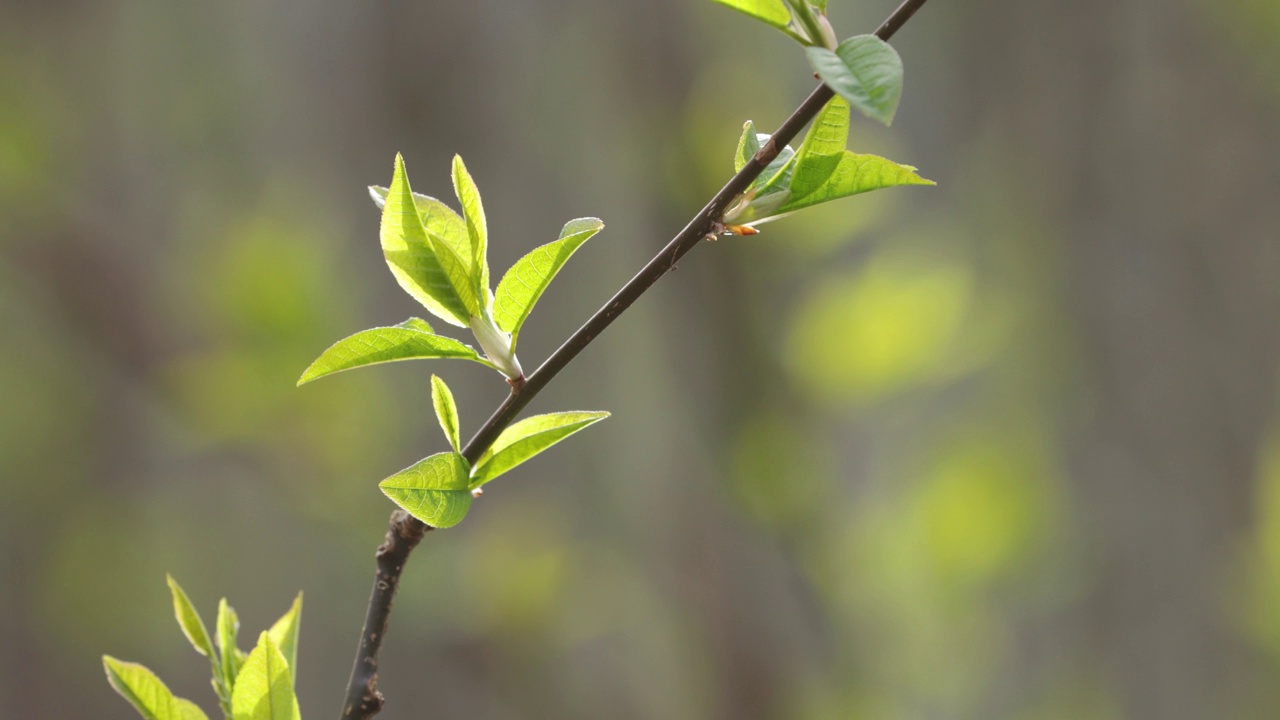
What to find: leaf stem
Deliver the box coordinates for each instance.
[338,1,932,717]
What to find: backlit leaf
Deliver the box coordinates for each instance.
[807,35,904,125]
[492,218,604,349]
[431,375,461,452]
[297,323,494,385]
[380,154,472,327]
[789,96,850,201]
[379,452,473,528]
[777,151,933,214]
[371,186,474,282]
[104,656,208,720]
[231,634,299,720]
[707,0,793,32]
[266,593,302,688]
[452,155,489,296]
[166,575,215,660]
[215,600,242,709]
[471,411,609,488]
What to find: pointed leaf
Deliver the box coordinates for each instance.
[370,186,474,278]
[231,634,299,720]
[807,35,904,125]
[381,155,472,327]
[471,411,609,488]
[431,375,461,452]
[298,324,494,385]
[734,121,760,173]
[707,0,792,32]
[266,593,302,687]
[104,656,200,720]
[166,575,215,660]
[492,218,604,348]
[379,452,473,529]
[789,96,850,201]
[216,599,242,705]
[177,699,212,720]
[777,151,933,214]
[451,155,490,297]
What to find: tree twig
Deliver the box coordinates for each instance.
[339,1,932,716]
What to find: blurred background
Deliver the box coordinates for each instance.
[2,0,1279,718]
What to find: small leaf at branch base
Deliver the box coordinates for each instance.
[431,375,462,452]
[707,0,793,32]
[298,324,495,385]
[166,575,215,660]
[231,634,300,720]
[735,121,761,173]
[381,155,473,327]
[379,452,473,528]
[492,218,604,348]
[777,151,933,214]
[806,35,904,125]
[104,656,209,720]
[471,411,610,488]
[266,593,303,688]
[452,155,490,297]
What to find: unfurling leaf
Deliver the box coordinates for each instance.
[492,218,604,349]
[166,575,215,660]
[215,599,243,710]
[451,155,490,297]
[381,154,474,327]
[266,593,303,688]
[379,452,473,528]
[231,634,299,720]
[807,35,904,125]
[735,121,761,173]
[471,411,610,488]
[431,375,462,452]
[297,323,495,385]
[103,656,210,720]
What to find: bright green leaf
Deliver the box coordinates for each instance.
[789,96,850,201]
[216,599,242,707]
[380,154,473,327]
[734,121,761,173]
[297,324,495,385]
[777,151,933,214]
[451,155,490,297]
[370,185,474,279]
[431,375,461,452]
[471,411,609,488]
[807,35,904,125]
[231,634,299,720]
[166,575,215,660]
[266,593,302,688]
[708,0,793,32]
[756,140,796,193]
[396,317,434,333]
[379,452,473,529]
[104,656,208,720]
[492,218,604,348]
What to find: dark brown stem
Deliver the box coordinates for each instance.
[340,1,931,716]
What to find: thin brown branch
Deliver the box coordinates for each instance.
[339,1,932,716]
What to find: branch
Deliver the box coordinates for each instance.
[340,1,931,716]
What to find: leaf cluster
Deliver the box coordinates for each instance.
[104,577,303,720]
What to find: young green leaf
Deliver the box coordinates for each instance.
[396,317,434,333]
[707,0,793,33]
[215,599,242,708]
[492,218,605,349]
[370,186,475,281]
[807,35,904,125]
[381,154,473,327]
[266,593,302,688]
[231,634,300,720]
[166,575,215,660]
[298,323,496,385]
[104,656,210,720]
[431,375,461,452]
[735,121,761,173]
[471,411,609,488]
[789,96,850,201]
[451,155,490,298]
[379,452,473,529]
[777,151,933,214]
